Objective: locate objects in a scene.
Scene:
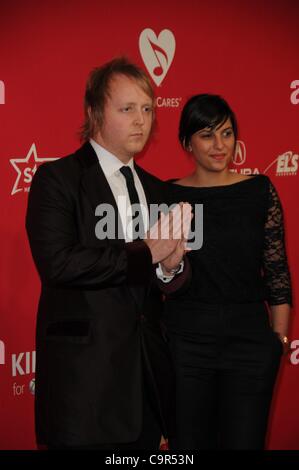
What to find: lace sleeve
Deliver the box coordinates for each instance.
[262,180,292,306]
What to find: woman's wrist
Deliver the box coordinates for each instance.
[274,332,290,354]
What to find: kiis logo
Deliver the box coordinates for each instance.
[11,350,36,397]
[290,80,299,105]
[264,151,298,177]
[139,29,175,86]
[10,143,58,195]
[0,340,5,365]
[0,341,36,396]
[12,351,36,376]
[0,80,5,104]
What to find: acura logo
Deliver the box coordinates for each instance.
[233,140,246,166]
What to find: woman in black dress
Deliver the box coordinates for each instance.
[162,94,292,450]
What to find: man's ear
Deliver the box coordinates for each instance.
[88,107,100,138]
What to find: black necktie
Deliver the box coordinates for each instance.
[120,166,144,239]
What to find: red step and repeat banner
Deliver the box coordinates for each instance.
[0,0,298,450]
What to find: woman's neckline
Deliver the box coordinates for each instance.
[173,174,262,189]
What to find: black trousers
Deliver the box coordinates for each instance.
[166,302,283,450]
[48,385,161,450]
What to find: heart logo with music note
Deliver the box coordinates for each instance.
[139,29,176,86]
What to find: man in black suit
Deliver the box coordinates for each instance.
[26,57,190,450]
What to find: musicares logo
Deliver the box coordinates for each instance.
[139,29,175,86]
[10,143,58,195]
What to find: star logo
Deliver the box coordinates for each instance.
[10,143,58,195]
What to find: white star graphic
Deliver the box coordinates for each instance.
[10,143,58,195]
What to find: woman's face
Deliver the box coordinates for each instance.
[189,118,235,173]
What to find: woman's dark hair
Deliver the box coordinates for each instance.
[179,94,238,149]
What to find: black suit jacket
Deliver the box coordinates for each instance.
[26,142,175,446]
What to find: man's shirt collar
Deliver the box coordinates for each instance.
[90,139,134,178]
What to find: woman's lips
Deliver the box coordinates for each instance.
[210,154,226,161]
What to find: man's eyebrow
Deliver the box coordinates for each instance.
[124,101,153,104]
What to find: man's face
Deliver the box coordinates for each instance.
[93,74,154,163]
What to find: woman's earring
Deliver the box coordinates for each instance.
[188,145,192,152]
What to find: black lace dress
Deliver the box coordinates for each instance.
[164,174,292,317]
[162,174,292,450]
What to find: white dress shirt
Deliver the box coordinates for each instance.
[90,139,182,282]
[90,139,148,242]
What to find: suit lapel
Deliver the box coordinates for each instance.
[133,164,160,304]
[134,163,151,207]
[134,163,166,228]
[76,142,125,242]
[75,143,146,308]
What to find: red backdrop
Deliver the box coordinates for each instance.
[0,0,298,450]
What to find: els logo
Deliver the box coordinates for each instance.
[139,29,175,86]
[276,151,298,175]
[10,143,58,195]
[264,151,298,177]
